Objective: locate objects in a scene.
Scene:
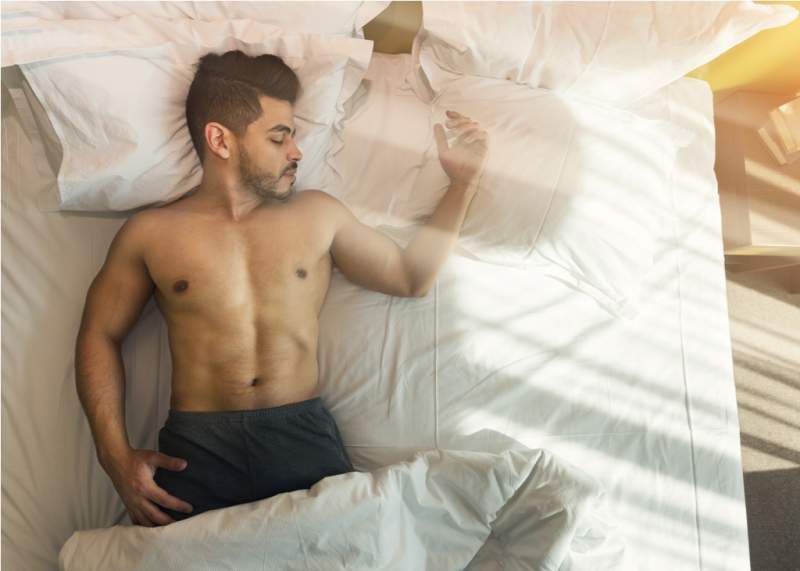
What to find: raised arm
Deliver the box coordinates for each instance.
[324,109,488,298]
[75,212,193,526]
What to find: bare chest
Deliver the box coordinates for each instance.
[144,208,333,316]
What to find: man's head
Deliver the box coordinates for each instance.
[186,50,303,201]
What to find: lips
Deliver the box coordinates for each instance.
[283,170,297,178]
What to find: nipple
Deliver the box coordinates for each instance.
[296,268,307,279]
[173,279,189,293]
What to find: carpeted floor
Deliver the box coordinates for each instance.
[725,266,800,571]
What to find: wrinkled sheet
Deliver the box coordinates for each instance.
[58,448,625,571]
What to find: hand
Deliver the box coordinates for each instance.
[433,110,489,191]
[103,448,193,527]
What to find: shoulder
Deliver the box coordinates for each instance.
[126,198,192,231]
[297,189,357,236]
[297,189,344,209]
[125,206,166,235]
[109,207,162,258]
[296,189,354,220]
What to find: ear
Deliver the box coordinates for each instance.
[205,122,234,160]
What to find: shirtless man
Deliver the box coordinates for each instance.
[75,50,488,527]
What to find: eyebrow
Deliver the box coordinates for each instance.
[268,124,296,137]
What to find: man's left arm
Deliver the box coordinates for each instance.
[326,110,488,298]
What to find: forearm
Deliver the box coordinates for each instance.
[75,332,132,468]
[403,180,478,296]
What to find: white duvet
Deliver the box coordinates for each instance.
[58,448,625,571]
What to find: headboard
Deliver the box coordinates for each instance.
[363,1,421,54]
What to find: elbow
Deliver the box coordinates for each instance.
[409,282,432,298]
[403,263,432,298]
[76,326,122,351]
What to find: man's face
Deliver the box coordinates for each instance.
[236,95,303,202]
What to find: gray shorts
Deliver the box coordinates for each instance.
[153,397,355,521]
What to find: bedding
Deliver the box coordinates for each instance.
[1,1,390,38]
[325,52,432,227]
[412,1,798,106]
[321,55,748,570]
[58,448,620,571]
[328,55,691,316]
[1,42,746,571]
[3,16,373,210]
[394,77,693,316]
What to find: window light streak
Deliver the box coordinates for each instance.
[744,157,800,195]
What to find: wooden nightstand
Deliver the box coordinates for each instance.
[713,90,800,293]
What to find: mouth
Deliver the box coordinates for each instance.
[283,170,297,179]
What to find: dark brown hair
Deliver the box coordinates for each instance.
[185,50,301,163]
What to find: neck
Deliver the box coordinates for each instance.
[189,168,265,222]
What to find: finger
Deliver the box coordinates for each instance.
[154,452,188,472]
[454,126,482,146]
[433,123,449,155]
[149,485,194,514]
[445,117,475,128]
[133,511,153,527]
[453,124,481,139]
[446,109,465,119]
[446,118,478,131]
[464,131,487,145]
[127,510,139,526]
[141,498,176,526]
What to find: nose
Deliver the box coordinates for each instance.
[288,137,302,162]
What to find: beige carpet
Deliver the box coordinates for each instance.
[725,266,800,571]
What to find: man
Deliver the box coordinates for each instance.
[75,50,488,527]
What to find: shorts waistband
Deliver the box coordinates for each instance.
[165,397,325,426]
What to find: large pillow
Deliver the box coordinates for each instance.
[9,17,373,210]
[2,1,390,38]
[366,74,692,317]
[327,52,433,227]
[412,1,798,106]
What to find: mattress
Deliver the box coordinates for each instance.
[1,53,747,570]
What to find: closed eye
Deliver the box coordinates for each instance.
[271,139,284,145]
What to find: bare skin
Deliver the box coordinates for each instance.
[75,95,488,527]
[145,189,335,411]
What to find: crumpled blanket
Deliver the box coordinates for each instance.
[59,448,628,571]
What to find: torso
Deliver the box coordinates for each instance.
[142,190,334,411]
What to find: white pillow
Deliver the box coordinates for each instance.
[13,17,372,210]
[2,1,390,38]
[327,53,433,227]
[413,1,798,106]
[377,75,692,316]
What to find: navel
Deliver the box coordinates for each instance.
[295,268,307,279]
[173,279,189,293]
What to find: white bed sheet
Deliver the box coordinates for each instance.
[1,52,747,570]
[321,54,748,570]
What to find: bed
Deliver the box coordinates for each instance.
[3,2,797,570]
